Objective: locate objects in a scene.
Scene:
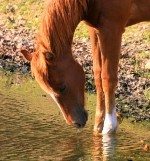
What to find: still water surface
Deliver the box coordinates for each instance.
[0,74,150,161]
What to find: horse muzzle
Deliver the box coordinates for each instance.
[71,108,88,128]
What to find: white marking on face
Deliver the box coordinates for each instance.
[102,108,118,134]
[50,93,68,122]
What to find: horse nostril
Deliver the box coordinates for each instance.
[58,85,66,93]
[74,122,82,128]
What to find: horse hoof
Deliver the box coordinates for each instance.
[102,126,118,134]
[94,122,104,133]
[102,110,118,134]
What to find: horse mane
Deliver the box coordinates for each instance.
[36,0,88,55]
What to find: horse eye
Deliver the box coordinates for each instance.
[45,52,54,61]
[58,85,66,93]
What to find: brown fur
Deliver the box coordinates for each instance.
[37,0,87,55]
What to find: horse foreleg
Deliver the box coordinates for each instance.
[98,24,123,134]
[89,27,105,133]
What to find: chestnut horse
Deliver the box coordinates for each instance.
[21,0,150,134]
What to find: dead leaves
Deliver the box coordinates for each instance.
[140,140,150,152]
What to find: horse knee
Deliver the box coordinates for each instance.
[101,76,118,92]
[93,69,102,86]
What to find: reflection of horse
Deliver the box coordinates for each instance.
[92,135,117,161]
[21,0,150,134]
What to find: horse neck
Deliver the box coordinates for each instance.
[38,0,88,55]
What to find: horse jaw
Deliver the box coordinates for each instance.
[49,93,72,125]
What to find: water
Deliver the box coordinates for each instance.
[0,73,150,161]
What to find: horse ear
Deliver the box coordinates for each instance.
[20,49,32,61]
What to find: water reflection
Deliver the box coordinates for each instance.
[92,135,117,161]
[102,135,117,160]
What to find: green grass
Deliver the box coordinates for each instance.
[144,87,150,100]
[134,51,150,78]
[0,70,45,98]
[143,31,150,43]
[0,0,43,29]
[75,22,88,38]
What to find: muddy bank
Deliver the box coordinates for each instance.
[0,25,150,121]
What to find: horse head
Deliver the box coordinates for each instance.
[21,49,88,128]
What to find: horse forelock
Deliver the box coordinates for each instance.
[36,0,88,56]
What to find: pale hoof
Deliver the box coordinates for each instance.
[102,123,118,134]
[102,109,118,134]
